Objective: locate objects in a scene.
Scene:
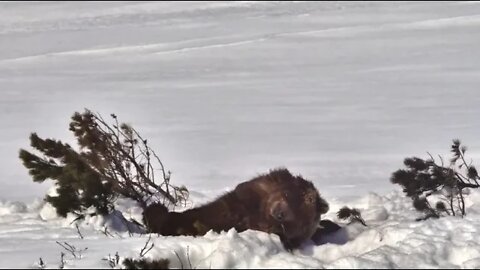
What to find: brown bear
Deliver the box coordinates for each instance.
[143,168,329,250]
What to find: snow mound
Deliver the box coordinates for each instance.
[3,189,480,268]
[0,201,27,215]
[114,189,480,269]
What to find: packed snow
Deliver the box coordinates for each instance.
[3,188,480,269]
[2,1,480,269]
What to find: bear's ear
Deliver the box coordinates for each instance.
[304,189,317,205]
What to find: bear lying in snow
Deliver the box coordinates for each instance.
[143,168,330,250]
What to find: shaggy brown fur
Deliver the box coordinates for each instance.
[143,168,329,250]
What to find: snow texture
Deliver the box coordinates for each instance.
[3,189,480,268]
[2,1,480,201]
[2,1,480,268]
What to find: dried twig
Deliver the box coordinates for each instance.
[55,241,88,259]
[59,252,65,269]
[102,252,120,268]
[38,257,45,269]
[91,111,182,205]
[172,246,194,269]
[174,250,184,270]
[187,246,192,269]
[101,226,115,238]
[139,235,154,258]
[75,224,84,239]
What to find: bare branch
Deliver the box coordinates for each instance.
[139,235,155,258]
[100,226,115,238]
[59,252,65,269]
[75,224,84,240]
[174,250,184,270]
[187,246,192,269]
[55,241,88,259]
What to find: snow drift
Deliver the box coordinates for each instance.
[2,188,480,268]
[2,1,480,268]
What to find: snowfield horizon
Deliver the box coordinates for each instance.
[2,1,480,269]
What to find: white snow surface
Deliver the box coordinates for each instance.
[2,1,480,268]
[3,189,480,269]
[2,1,480,201]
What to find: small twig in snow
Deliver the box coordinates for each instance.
[101,226,115,238]
[59,252,65,269]
[174,250,184,270]
[102,252,120,268]
[139,234,154,258]
[38,257,45,269]
[75,224,84,239]
[186,246,192,269]
[55,241,88,259]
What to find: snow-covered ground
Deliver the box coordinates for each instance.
[2,1,480,268]
[3,188,480,269]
